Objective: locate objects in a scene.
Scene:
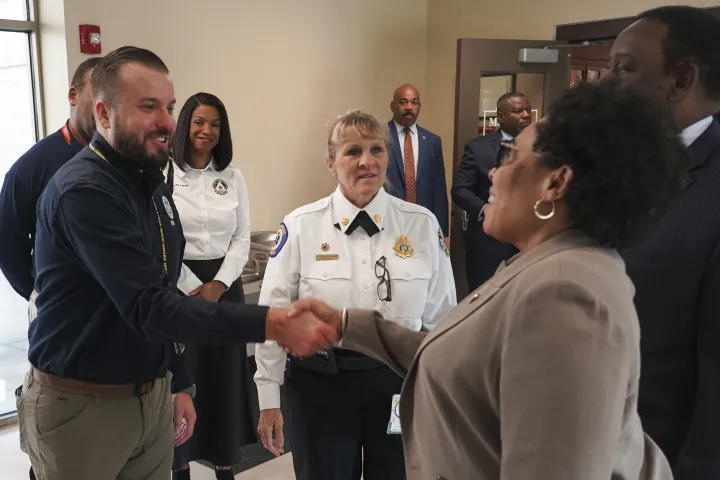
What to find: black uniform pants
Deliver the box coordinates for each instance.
[286,363,406,480]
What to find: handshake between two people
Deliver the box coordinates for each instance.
[265,298,344,357]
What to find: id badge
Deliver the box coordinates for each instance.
[387,394,401,435]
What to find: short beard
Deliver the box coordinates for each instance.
[113,120,170,170]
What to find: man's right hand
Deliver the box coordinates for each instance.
[258,408,284,456]
[265,307,338,357]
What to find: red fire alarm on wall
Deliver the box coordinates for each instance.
[79,25,101,54]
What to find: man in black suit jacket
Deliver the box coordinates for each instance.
[450,92,531,291]
[608,7,720,479]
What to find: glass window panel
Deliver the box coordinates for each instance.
[0,0,28,21]
[0,29,36,417]
[479,75,513,136]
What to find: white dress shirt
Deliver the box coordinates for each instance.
[681,116,713,146]
[168,160,251,293]
[500,129,514,142]
[254,186,457,410]
[394,120,419,174]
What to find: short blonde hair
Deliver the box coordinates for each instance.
[326,109,391,161]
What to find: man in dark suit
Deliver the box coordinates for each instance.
[608,6,720,479]
[450,92,531,291]
[385,84,449,240]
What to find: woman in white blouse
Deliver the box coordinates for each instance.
[167,93,254,480]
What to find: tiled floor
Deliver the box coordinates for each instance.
[0,424,297,479]
[0,276,31,417]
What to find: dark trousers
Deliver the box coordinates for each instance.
[172,258,256,469]
[286,364,406,480]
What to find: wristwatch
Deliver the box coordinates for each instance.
[341,308,348,331]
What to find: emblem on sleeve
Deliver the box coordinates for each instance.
[393,235,413,259]
[438,229,450,257]
[269,223,289,258]
[212,179,228,195]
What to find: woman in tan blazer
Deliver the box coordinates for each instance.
[286,80,690,480]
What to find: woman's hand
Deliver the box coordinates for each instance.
[258,408,285,456]
[188,281,227,303]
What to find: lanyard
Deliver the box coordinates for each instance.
[61,123,71,145]
[88,143,169,276]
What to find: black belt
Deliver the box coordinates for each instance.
[291,348,383,374]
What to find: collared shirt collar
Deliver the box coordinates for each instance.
[500,129,514,141]
[394,120,418,136]
[173,157,219,177]
[89,132,164,190]
[681,116,713,147]
[332,186,388,233]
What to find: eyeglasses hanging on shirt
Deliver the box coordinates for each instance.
[375,256,392,302]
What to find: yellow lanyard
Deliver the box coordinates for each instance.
[89,143,168,276]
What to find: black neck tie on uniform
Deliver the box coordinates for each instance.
[339,210,380,237]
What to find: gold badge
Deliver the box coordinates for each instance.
[315,254,339,261]
[393,235,413,259]
[341,217,350,226]
[373,215,382,223]
[321,243,330,252]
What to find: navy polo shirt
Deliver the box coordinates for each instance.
[0,123,83,300]
[29,133,269,387]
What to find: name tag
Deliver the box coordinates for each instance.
[315,254,339,261]
[387,394,401,434]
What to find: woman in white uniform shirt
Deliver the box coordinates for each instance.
[168,93,255,480]
[254,110,456,480]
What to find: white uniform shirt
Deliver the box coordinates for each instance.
[254,186,457,410]
[168,160,251,293]
[394,120,419,175]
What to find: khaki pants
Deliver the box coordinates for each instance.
[17,370,175,480]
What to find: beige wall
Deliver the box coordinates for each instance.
[49,0,427,230]
[424,0,719,191]
[41,0,718,230]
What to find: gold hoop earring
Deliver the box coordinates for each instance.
[534,200,555,220]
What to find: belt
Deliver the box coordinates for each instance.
[332,348,384,371]
[291,348,383,373]
[32,368,156,397]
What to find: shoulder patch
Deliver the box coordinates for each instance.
[438,228,450,257]
[269,223,289,258]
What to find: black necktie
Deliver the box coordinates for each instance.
[339,210,380,237]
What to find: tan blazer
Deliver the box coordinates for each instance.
[343,229,673,480]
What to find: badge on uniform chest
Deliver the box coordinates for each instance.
[316,241,339,261]
[393,235,413,258]
[212,179,228,195]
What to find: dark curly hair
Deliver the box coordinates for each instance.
[533,79,690,248]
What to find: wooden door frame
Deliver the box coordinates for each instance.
[555,7,720,42]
